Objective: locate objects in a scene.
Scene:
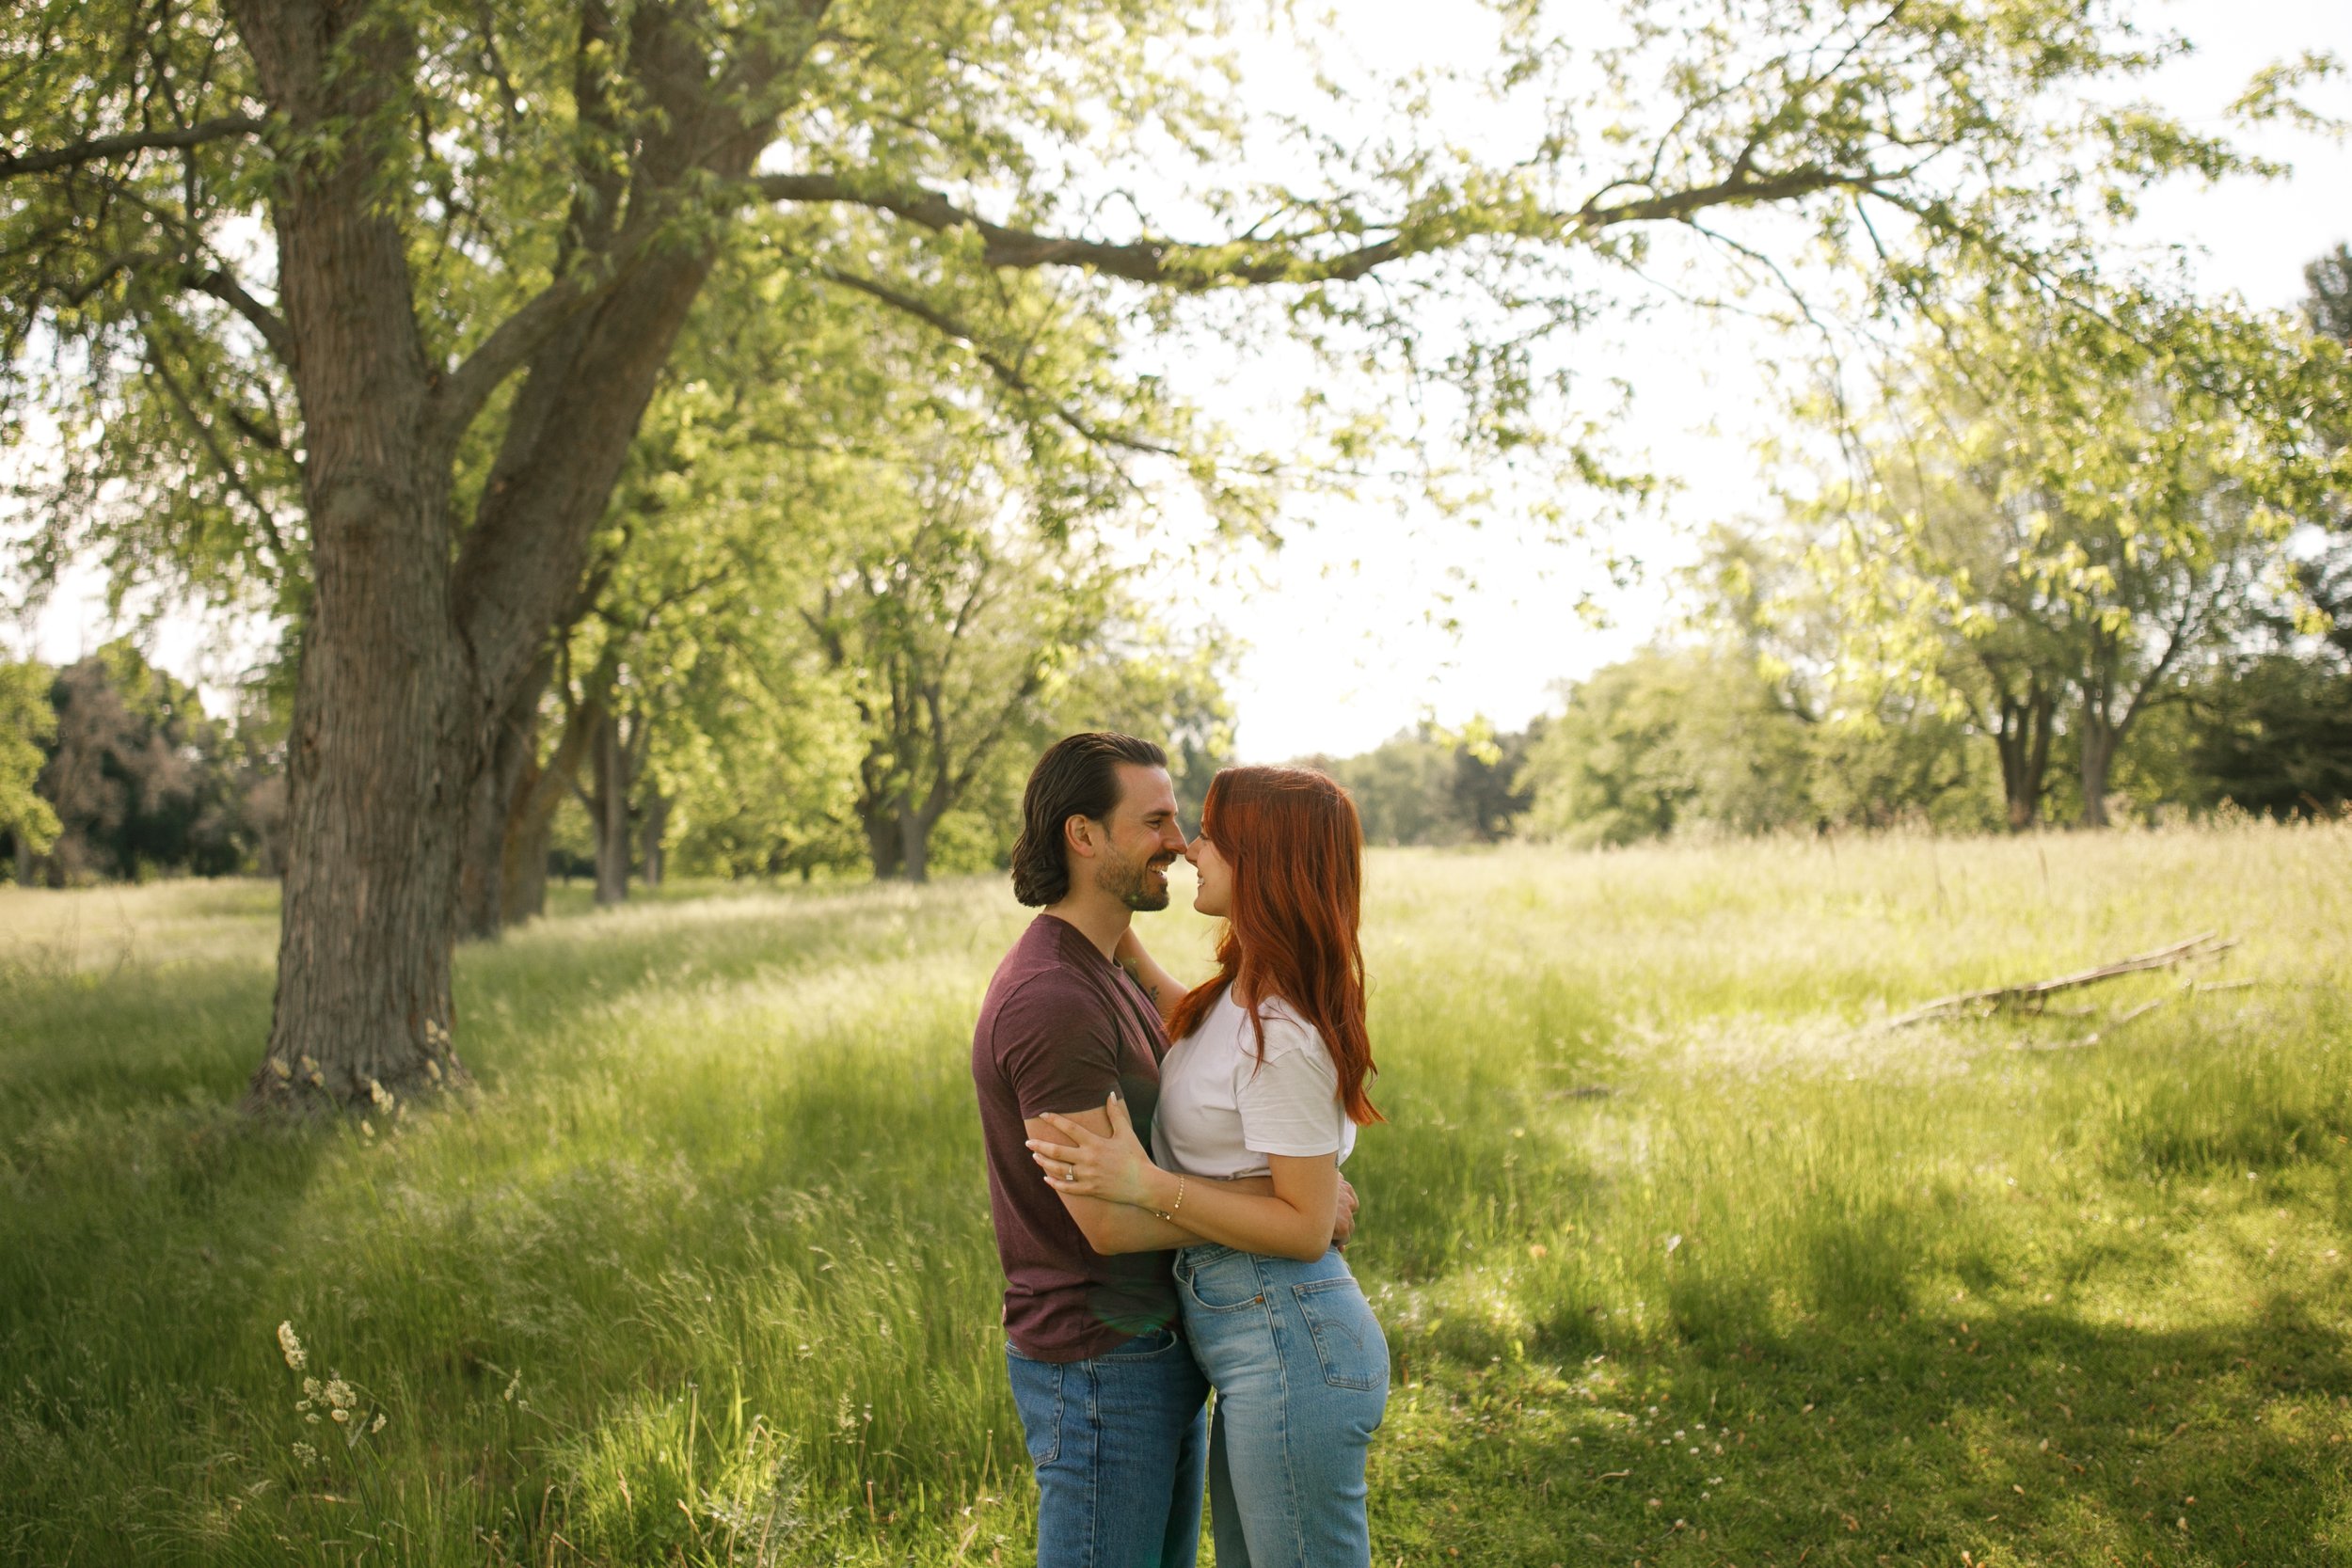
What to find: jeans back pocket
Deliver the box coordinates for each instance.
[1005,1353,1063,1468]
[1291,1276,1388,1391]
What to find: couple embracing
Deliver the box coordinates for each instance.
[971,733,1390,1568]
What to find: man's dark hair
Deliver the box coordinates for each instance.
[1011,732,1168,907]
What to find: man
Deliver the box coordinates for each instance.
[971,733,1354,1567]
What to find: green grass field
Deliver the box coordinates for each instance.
[4,826,2350,1566]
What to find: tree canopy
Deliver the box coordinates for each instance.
[3,0,2333,1106]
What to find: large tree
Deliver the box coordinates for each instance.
[1778,284,2344,825]
[1,0,2298,1106]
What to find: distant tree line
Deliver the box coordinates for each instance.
[1311,248,2352,847]
[3,612,1231,893]
[1294,723,1542,847]
[0,642,284,885]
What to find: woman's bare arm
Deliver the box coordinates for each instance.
[1029,1094,1340,1263]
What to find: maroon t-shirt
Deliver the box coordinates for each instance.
[972,913,1179,1362]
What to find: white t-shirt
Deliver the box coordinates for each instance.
[1152,987,1356,1180]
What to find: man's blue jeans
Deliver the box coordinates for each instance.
[1006,1325,1210,1568]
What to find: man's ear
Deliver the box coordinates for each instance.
[1063,814,1098,862]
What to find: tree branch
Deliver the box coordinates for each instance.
[423,273,595,456]
[0,115,268,180]
[816,267,1181,462]
[758,172,1407,286]
[139,334,291,573]
[759,160,1892,293]
[183,266,291,359]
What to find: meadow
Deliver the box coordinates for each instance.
[3,825,2349,1567]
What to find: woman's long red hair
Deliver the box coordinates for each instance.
[1166,767,1381,1126]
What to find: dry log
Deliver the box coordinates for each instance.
[1886,932,2236,1030]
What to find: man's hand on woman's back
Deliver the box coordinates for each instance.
[1333,1177,1359,1249]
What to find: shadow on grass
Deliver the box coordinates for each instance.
[1381,1293,2352,1567]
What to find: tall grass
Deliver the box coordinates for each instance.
[3,823,2348,1564]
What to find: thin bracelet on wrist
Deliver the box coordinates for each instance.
[1154,1174,1185,1224]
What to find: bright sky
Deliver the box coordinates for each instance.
[10,1,2351,761]
[1187,0,2352,761]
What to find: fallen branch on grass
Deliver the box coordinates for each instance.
[1885,932,2237,1030]
[2010,975,2268,1053]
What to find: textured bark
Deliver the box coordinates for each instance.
[505,684,600,924]
[220,2,827,1106]
[501,778,555,925]
[450,10,778,764]
[455,658,548,941]
[234,0,468,1109]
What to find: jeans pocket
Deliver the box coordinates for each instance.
[1006,1355,1062,1468]
[1097,1326,1180,1360]
[1177,1249,1264,1314]
[1292,1276,1387,1391]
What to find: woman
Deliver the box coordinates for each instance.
[1025,766,1389,1568]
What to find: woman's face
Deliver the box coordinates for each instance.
[1185,826,1233,918]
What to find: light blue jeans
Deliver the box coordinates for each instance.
[1173,1243,1389,1568]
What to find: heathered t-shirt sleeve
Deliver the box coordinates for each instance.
[1234,1010,1346,1158]
[994,974,1124,1120]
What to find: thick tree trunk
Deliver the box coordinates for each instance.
[235,1,469,1110]
[1994,686,2056,831]
[2079,717,2118,828]
[2024,689,2054,826]
[589,708,632,906]
[641,790,672,887]
[898,803,932,884]
[455,659,549,940]
[503,689,598,924]
[503,784,555,924]
[862,806,902,879]
[226,0,822,1108]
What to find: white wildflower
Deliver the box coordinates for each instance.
[291,1441,318,1465]
[277,1323,308,1370]
[324,1378,355,1410]
[331,1408,349,1424]
[370,1413,387,1434]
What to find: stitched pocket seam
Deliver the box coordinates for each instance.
[1293,1277,1383,1390]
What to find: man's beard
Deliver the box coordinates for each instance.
[1097,844,1174,912]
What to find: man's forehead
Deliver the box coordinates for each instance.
[1112,762,1177,816]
